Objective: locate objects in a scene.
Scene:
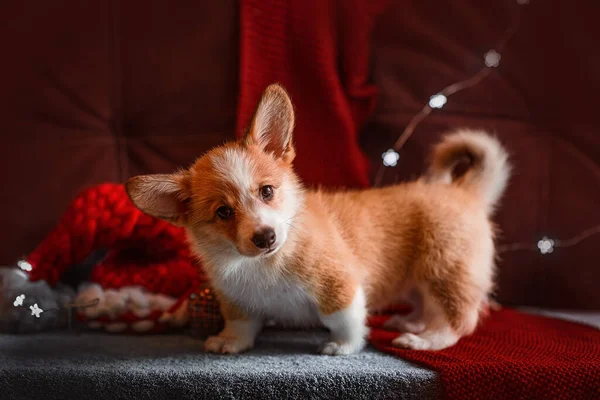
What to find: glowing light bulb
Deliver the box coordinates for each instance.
[537,237,555,254]
[429,94,447,109]
[17,260,32,272]
[13,294,25,307]
[382,149,400,167]
[30,303,44,318]
[484,50,501,67]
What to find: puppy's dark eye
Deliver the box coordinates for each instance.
[216,206,233,220]
[260,185,274,200]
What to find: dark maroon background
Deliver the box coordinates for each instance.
[1,1,598,309]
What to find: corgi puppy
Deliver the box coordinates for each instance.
[126,84,510,355]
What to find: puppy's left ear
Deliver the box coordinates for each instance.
[125,171,191,226]
[244,83,295,162]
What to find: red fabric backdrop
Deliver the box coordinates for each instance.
[237,0,388,189]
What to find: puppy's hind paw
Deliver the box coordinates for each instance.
[391,329,459,351]
[392,333,432,350]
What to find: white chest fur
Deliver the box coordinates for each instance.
[208,256,321,327]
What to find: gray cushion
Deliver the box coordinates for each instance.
[0,328,440,400]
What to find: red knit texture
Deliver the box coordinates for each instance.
[369,309,600,399]
[26,184,200,297]
[237,0,388,189]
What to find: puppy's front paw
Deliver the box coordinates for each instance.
[319,339,365,356]
[204,335,254,355]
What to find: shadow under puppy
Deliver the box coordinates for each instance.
[126,84,510,355]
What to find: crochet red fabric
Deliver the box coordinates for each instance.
[26,184,199,298]
[369,309,600,399]
[237,0,388,189]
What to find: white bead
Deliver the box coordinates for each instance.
[484,50,501,68]
[429,94,447,109]
[382,149,400,167]
[537,237,555,254]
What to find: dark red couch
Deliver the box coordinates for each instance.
[1,0,599,310]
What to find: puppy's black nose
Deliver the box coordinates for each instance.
[252,228,276,249]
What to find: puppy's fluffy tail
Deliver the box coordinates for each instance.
[426,129,511,215]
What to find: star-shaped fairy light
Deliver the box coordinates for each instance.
[13,294,25,307]
[537,237,555,254]
[382,149,400,167]
[30,303,44,318]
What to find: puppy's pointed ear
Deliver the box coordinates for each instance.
[125,172,191,225]
[243,84,296,162]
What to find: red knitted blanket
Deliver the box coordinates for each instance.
[369,309,600,399]
[238,1,600,398]
[237,0,387,188]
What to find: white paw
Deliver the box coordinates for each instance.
[204,335,254,354]
[383,315,426,334]
[319,339,365,356]
[392,329,459,351]
[392,333,432,350]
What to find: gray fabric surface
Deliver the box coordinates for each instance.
[0,328,441,400]
[4,309,596,400]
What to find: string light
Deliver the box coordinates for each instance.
[484,50,501,67]
[372,0,600,255]
[30,303,43,318]
[429,94,447,109]
[12,285,100,329]
[537,237,555,254]
[12,291,50,320]
[375,0,524,183]
[382,149,400,167]
[372,8,520,186]
[17,260,32,272]
[13,294,25,307]
[497,224,600,254]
